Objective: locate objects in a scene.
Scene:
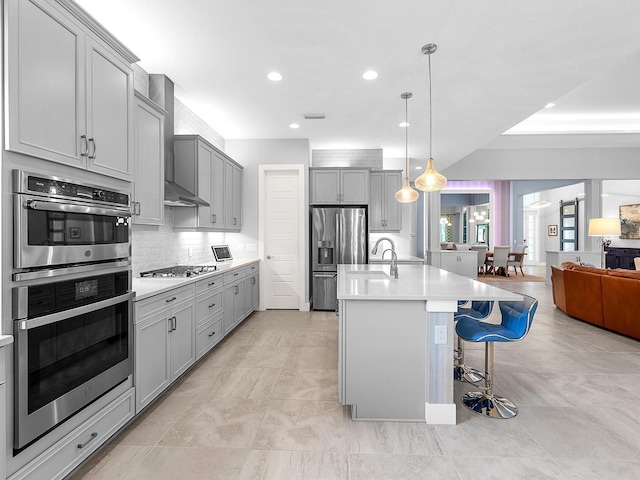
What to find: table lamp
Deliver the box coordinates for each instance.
[588,218,621,268]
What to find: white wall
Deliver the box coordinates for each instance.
[443,147,640,180]
[603,179,640,249]
[225,138,311,300]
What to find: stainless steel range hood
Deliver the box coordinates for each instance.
[149,74,209,207]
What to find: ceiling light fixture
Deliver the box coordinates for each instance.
[289,123,300,129]
[399,122,410,128]
[415,44,447,192]
[362,70,378,80]
[395,92,419,203]
[528,200,552,208]
[267,72,283,81]
[544,102,556,108]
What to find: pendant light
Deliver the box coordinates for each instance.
[415,43,447,192]
[395,92,419,203]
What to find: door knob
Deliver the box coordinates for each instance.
[267,255,272,259]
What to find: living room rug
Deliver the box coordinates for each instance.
[478,273,545,283]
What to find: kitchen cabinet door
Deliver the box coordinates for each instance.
[341,170,370,205]
[85,37,134,180]
[311,169,341,204]
[383,172,402,230]
[132,92,165,225]
[5,0,135,180]
[5,0,86,168]
[224,160,243,231]
[223,279,246,335]
[169,302,196,381]
[250,273,260,311]
[210,153,226,227]
[135,311,171,412]
[196,141,215,227]
[369,172,385,230]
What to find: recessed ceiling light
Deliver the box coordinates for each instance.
[544,102,556,108]
[415,166,422,170]
[362,70,378,80]
[289,123,300,129]
[399,122,410,128]
[267,72,283,81]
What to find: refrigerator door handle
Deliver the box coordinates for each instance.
[314,273,337,278]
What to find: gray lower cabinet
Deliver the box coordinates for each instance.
[195,274,224,360]
[310,168,370,205]
[224,269,247,335]
[134,285,195,413]
[432,251,477,279]
[370,171,402,231]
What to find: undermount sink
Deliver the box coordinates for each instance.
[346,270,390,280]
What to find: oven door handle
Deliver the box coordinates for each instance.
[16,292,134,330]
[25,199,131,218]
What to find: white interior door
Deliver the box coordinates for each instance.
[263,169,301,309]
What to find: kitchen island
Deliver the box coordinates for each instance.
[337,263,521,425]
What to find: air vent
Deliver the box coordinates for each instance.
[304,113,326,120]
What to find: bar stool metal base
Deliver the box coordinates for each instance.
[453,364,484,383]
[462,391,518,419]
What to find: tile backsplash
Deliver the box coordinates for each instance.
[132,207,225,277]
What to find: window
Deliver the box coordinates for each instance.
[560,199,579,251]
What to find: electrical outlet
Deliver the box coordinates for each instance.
[435,325,447,345]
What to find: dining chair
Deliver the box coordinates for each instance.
[470,244,488,276]
[487,246,510,276]
[507,244,528,276]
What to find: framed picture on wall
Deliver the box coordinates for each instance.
[548,224,558,236]
[619,203,640,239]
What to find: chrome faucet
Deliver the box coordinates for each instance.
[372,237,398,279]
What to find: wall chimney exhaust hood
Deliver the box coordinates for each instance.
[149,74,209,207]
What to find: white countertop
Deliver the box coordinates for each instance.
[369,254,424,264]
[337,263,521,301]
[133,258,259,301]
[0,335,14,348]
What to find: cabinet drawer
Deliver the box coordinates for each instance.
[196,290,223,325]
[10,388,135,480]
[223,268,245,284]
[245,262,259,275]
[195,315,223,360]
[195,274,223,295]
[135,284,195,321]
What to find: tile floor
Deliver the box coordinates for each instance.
[69,274,640,479]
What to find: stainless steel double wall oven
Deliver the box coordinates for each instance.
[11,170,133,450]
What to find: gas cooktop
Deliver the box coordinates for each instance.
[139,265,217,278]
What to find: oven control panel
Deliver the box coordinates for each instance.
[14,171,129,206]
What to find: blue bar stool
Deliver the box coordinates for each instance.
[453,301,494,383]
[455,294,538,419]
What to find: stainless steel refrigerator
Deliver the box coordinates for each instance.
[311,207,368,310]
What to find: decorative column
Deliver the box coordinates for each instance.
[583,180,603,252]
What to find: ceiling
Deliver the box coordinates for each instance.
[76,0,640,175]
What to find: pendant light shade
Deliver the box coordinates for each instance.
[415,43,447,192]
[395,92,419,203]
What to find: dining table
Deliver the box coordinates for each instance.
[485,251,527,276]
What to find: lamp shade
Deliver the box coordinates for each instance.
[588,218,621,236]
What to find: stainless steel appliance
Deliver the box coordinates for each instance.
[12,170,133,450]
[13,170,131,272]
[311,207,368,310]
[140,265,218,278]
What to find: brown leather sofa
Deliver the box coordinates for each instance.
[551,262,640,340]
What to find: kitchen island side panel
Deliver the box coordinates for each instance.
[343,299,427,421]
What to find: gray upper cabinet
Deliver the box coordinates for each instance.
[370,171,402,232]
[310,168,369,205]
[173,134,243,231]
[4,0,137,181]
[132,92,165,225]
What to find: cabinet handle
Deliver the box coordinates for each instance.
[235,285,239,294]
[134,202,141,215]
[233,217,237,225]
[252,277,256,285]
[168,317,173,332]
[88,138,96,159]
[208,303,216,308]
[166,296,177,303]
[80,135,89,157]
[212,213,217,223]
[207,281,217,287]
[208,331,216,337]
[233,272,239,277]
[77,432,98,449]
